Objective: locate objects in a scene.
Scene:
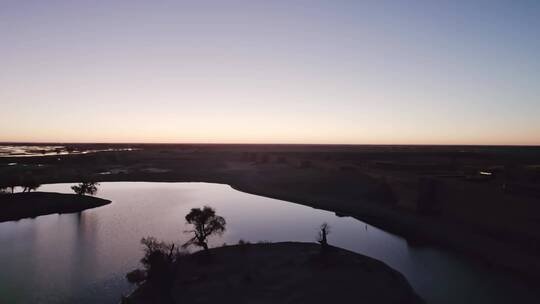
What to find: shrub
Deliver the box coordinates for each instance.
[126,237,187,288]
[126,269,146,285]
[139,237,183,285]
[238,239,250,245]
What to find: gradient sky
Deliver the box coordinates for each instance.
[1,0,539,145]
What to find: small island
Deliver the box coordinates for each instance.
[0,192,111,222]
[126,242,423,304]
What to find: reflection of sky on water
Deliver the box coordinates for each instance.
[0,182,537,304]
[0,145,137,158]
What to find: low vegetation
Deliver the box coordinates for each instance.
[126,237,185,288]
[126,206,227,290]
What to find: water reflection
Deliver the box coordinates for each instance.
[0,145,137,158]
[0,182,537,304]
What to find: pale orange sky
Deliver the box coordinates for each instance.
[1,1,539,145]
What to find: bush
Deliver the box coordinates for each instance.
[0,187,8,194]
[125,236,189,291]
[138,237,186,285]
[238,239,250,245]
[237,239,251,251]
[126,269,146,285]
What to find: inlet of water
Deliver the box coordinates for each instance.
[0,182,536,303]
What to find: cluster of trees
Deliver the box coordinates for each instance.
[125,206,332,292]
[0,178,100,196]
[71,181,99,196]
[0,175,41,194]
[125,206,227,287]
[21,177,40,192]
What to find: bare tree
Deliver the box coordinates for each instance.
[317,223,331,249]
[183,206,226,251]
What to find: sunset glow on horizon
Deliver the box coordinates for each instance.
[1,1,539,145]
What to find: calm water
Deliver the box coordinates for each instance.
[0,182,537,304]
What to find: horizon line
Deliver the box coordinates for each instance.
[1,141,539,147]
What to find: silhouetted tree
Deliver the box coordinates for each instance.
[21,176,40,192]
[124,237,185,302]
[125,237,186,289]
[138,237,181,285]
[183,206,226,251]
[317,223,331,249]
[8,182,16,193]
[0,175,20,193]
[71,181,99,196]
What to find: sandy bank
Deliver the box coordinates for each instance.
[128,242,423,304]
[0,192,111,222]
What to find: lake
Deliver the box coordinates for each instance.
[0,182,537,303]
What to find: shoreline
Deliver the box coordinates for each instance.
[25,175,540,280]
[2,145,539,280]
[229,182,540,278]
[0,192,111,222]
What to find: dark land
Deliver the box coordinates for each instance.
[127,242,423,304]
[1,143,540,278]
[0,192,111,222]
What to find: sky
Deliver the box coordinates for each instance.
[1,0,539,145]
